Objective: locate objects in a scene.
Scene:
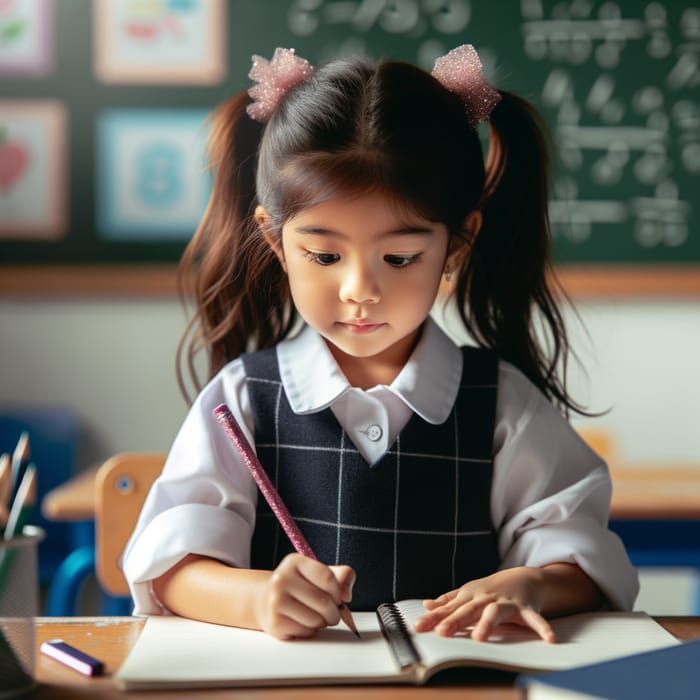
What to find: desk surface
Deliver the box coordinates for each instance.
[32,615,700,699]
[609,465,700,519]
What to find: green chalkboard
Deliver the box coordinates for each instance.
[0,0,698,268]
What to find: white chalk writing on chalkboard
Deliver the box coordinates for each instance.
[521,2,698,253]
[282,1,698,259]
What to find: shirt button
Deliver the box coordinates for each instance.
[364,424,383,441]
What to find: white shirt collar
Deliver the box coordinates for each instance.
[276,316,463,424]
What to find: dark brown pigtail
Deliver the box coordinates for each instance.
[176,92,295,402]
[455,91,585,416]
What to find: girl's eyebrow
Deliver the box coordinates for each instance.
[292,225,436,237]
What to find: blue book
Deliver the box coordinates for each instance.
[516,637,700,699]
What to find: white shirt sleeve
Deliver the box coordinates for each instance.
[122,359,259,615]
[491,363,639,611]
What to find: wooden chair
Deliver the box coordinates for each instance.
[94,453,166,603]
[43,452,166,614]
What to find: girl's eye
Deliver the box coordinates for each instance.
[384,254,419,267]
[304,251,340,266]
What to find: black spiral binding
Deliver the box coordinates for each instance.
[376,603,421,670]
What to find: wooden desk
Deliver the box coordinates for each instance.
[41,467,98,523]
[610,464,700,519]
[31,616,700,699]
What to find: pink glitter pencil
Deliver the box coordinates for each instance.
[213,403,360,638]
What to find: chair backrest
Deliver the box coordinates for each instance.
[94,453,166,597]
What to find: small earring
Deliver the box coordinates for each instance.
[444,267,452,283]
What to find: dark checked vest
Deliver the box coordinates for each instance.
[241,345,500,611]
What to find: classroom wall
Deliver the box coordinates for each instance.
[0,295,698,470]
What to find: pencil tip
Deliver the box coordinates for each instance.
[338,604,361,638]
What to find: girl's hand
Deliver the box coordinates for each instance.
[255,553,355,640]
[414,567,556,643]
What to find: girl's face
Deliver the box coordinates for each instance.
[264,191,451,388]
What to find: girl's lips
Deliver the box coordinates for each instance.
[340,321,384,333]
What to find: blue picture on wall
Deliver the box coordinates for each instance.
[96,109,211,241]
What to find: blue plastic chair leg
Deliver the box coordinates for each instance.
[44,545,96,616]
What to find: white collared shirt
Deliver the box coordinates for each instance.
[123,318,639,614]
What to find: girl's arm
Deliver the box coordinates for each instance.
[414,561,603,643]
[152,553,355,640]
[488,364,639,615]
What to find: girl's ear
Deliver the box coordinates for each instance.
[255,205,286,269]
[445,210,482,275]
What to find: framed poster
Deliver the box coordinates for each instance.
[93,0,226,84]
[0,0,53,77]
[96,109,211,241]
[0,100,67,239]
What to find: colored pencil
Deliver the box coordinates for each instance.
[4,464,37,541]
[214,403,360,638]
[0,464,38,593]
[10,432,30,506]
[0,453,11,531]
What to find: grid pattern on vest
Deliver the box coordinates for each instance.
[241,345,501,608]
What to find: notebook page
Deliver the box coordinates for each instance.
[395,600,681,673]
[116,612,400,686]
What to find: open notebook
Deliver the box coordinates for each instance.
[116,600,680,690]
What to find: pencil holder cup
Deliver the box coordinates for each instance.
[0,525,44,698]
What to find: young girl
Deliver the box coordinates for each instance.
[123,45,638,643]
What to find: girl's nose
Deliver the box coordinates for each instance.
[339,262,381,305]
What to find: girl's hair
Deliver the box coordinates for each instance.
[178,54,585,416]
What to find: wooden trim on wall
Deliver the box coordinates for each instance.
[0,265,182,298]
[554,265,700,298]
[0,264,699,298]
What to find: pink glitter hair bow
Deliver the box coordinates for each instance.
[431,44,500,128]
[247,47,314,122]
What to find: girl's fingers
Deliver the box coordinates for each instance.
[520,607,556,643]
[469,601,511,641]
[263,555,356,638]
[416,595,479,633]
[433,600,485,636]
[291,586,341,627]
[274,593,332,633]
[414,614,439,632]
[415,607,464,633]
[282,564,342,627]
[421,588,459,610]
[470,603,556,644]
[329,564,356,602]
[293,555,341,594]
